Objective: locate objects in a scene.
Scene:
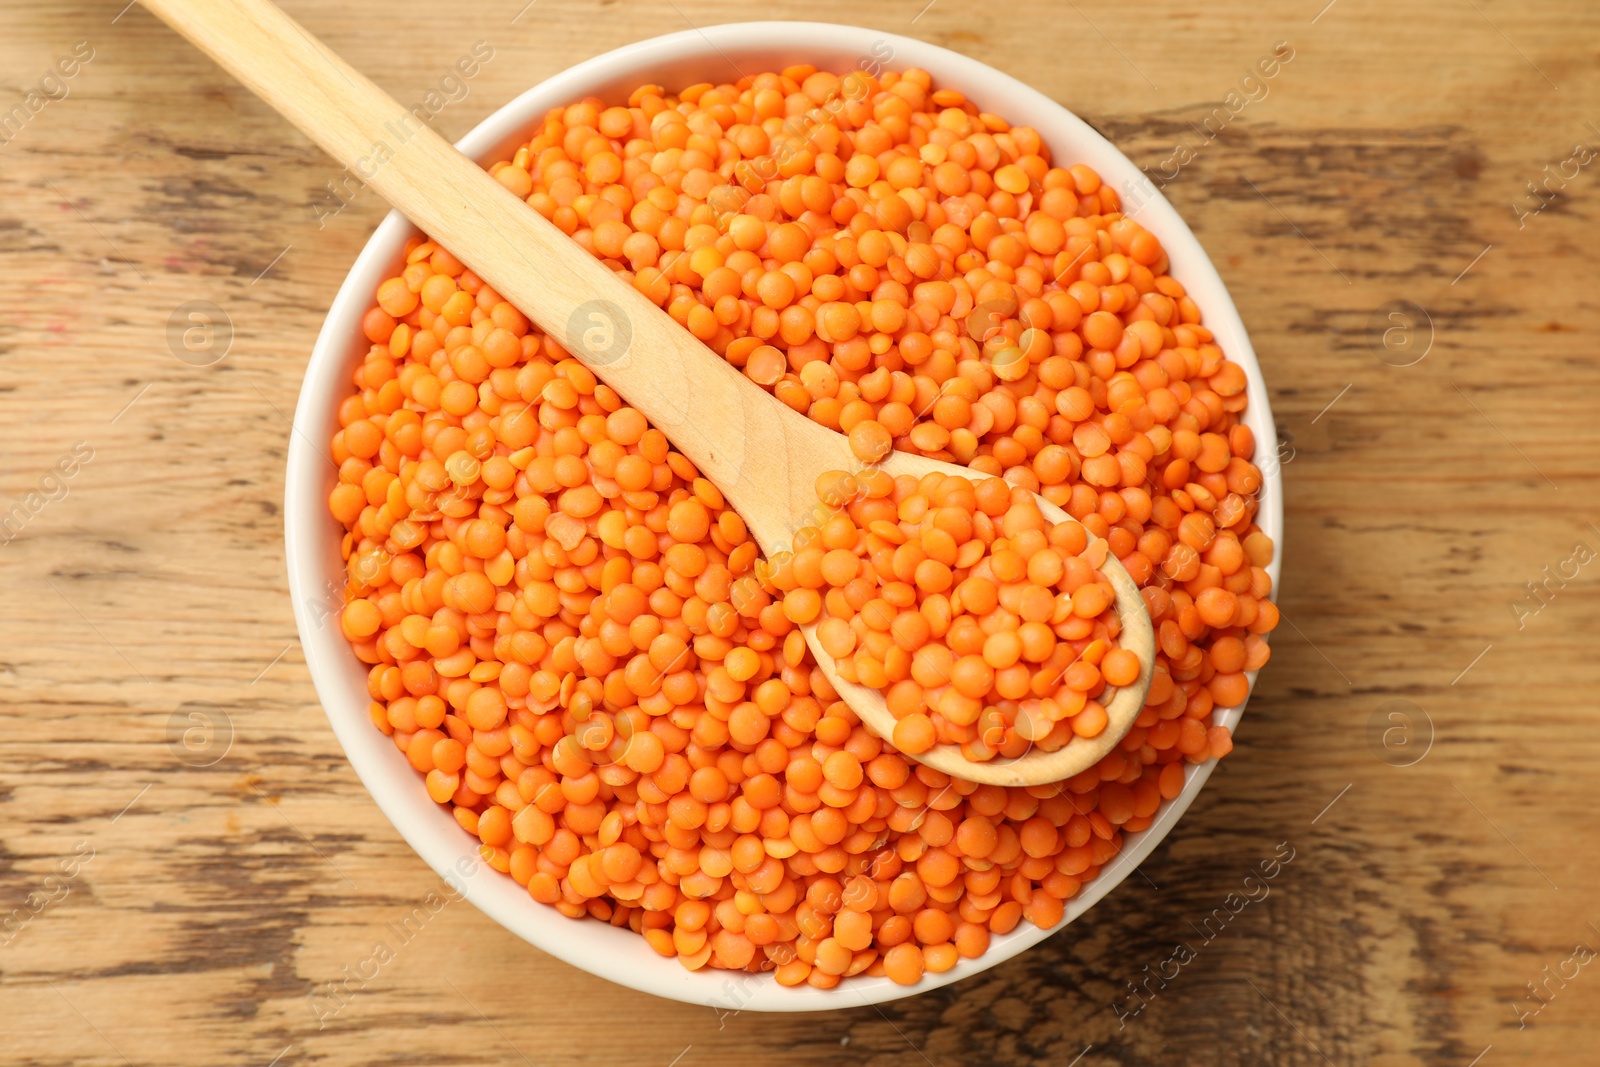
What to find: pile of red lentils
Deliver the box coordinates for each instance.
[776,468,1137,764]
[330,64,1279,988]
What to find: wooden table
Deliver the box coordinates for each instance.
[3,1,1597,1063]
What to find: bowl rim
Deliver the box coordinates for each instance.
[285,19,1281,1012]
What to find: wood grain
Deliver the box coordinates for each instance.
[3,1,1599,1065]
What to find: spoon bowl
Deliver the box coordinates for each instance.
[807,449,1156,787]
[741,405,1155,784]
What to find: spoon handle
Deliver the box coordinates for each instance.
[140,0,835,545]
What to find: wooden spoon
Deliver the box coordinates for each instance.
[141,0,1154,786]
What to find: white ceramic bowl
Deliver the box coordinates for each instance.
[286,20,1282,1011]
